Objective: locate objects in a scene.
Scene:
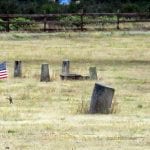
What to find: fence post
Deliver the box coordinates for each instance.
[44,15,47,32]
[89,83,115,114]
[116,13,120,30]
[89,67,98,80]
[62,60,70,75]
[6,15,10,32]
[14,61,22,77]
[80,13,84,31]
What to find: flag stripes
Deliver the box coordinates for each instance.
[0,62,8,79]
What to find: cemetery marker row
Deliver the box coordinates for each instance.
[13,60,115,113]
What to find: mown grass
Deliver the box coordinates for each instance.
[0,31,150,150]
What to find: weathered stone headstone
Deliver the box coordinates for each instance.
[62,60,70,75]
[14,61,22,77]
[40,64,50,82]
[89,83,115,114]
[89,67,97,80]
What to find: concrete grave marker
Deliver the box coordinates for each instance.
[90,83,115,114]
[40,64,50,82]
[14,61,22,77]
[62,59,70,75]
[89,67,97,80]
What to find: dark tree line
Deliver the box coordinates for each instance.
[0,0,149,14]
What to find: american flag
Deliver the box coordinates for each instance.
[0,62,8,79]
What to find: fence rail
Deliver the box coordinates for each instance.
[0,13,150,32]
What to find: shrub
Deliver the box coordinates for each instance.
[121,3,140,13]
[0,19,5,31]
[60,15,82,27]
[10,17,35,31]
[41,3,60,13]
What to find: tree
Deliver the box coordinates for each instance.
[0,0,149,14]
[0,0,20,14]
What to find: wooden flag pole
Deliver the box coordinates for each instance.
[2,51,13,104]
[6,61,13,104]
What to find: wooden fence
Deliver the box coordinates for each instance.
[0,13,150,32]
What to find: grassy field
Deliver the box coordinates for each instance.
[0,31,150,150]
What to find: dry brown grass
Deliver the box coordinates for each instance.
[0,31,150,150]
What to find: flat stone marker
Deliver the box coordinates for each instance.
[40,64,50,82]
[14,61,22,77]
[62,60,70,75]
[89,67,97,80]
[90,83,115,114]
[60,59,90,80]
[60,73,83,80]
